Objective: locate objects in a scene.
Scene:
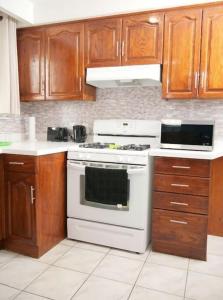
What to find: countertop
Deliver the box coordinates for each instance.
[0,141,74,156]
[149,140,223,160]
[0,140,223,159]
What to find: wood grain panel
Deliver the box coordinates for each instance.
[4,155,37,174]
[17,28,45,101]
[0,156,4,247]
[162,9,202,99]
[122,12,164,65]
[46,23,84,100]
[154,174,209,196]
[208,157,223,236]
[152,209,208,260]
[153,191,209,214]
[85,18,122,67]
[154,157,210,177]
[199,6,223,98]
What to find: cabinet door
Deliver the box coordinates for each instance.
[46,23,84,100]
[17,28,45,101]
[5,172,36,246]
[122,13,164,65]
[0,156,4,246]
[85,18,122,67]
[162,9,202,99]
[199,6,223,98]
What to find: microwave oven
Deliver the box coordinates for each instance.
[160,120,214,151]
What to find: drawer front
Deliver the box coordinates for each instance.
[155,157,210,177]
[153,192,208,214]
[154,174,209,196]
[4,155,36,173]
[152,209,208,259]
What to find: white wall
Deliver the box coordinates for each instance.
[0,0,33,23]
[32,0,222,25]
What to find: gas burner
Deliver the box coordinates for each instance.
[79,143,150,151]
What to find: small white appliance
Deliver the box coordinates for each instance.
[86,65,161,88]
[67,119,161,253]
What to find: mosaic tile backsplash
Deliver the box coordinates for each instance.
[6,86,223,140]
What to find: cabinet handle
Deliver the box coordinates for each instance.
[170,201,189,206]
[194,72,199,90]
[172,165,191,169]
[79,77,82,91]
[9,162,24,165]
[201,71,206,89]
[170,219,188,225]
[122,41,125,57]
[116,41,120,57]
[30,186,35,204]
[148,16,159,24]
[171,183,189,188]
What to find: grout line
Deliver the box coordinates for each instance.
[183,258,190,298]
[69,247,110,299]
[126,245,152,300]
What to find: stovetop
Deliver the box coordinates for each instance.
[79,143,150,151]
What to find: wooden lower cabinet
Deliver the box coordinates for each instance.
[152,209,208,260]
[0,156,4,248]
[3,152,66,258]
[152,156,210,260]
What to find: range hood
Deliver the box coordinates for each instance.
[86,65,161,88]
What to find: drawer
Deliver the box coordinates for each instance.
[153,192,208,215]
[154,174,209,196]
[4,155,36,173]
[155,157,210,177]
[152,209,208,260]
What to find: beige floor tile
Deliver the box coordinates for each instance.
[54,247,105,273]
[75,241,110,253]
[26,266,88,300]
[38,244,71,264]
[0,257,48,290]
[137,263,187,297]
[109,246,150,261]
[189,254,223,277]
[72,275,132,300]
[129,286,184,300]
[147,252,189,269]
[186,271,223,300]
[15,292,48,299]
[0,284,20,300]
[0,250,18,268]
[207,235,223,256]
[93,254,143,284]
[60,239,78,247]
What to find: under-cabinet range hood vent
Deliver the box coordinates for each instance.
[86,65,161,88]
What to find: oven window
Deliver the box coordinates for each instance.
[82,167,129,210]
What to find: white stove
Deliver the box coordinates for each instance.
[67,119,161,253]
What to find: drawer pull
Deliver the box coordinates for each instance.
[172,165,191,169]
[170,201,188,206]
[9,162,24,165]
[170,219,188,225]
[30,186,35,204]
[171,183,189,188]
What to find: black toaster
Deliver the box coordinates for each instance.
[47,127,69,142]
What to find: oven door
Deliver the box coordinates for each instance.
[67,160,149,229]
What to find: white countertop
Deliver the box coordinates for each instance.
[0,141,74,156]
[149,140,223,160]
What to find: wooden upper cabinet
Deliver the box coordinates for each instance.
[122,13,164,65]
[17,28,45,101]
[199,6,223,98]
[85,18,122,67]
[162,9,202,99]
[45,23,84,100]
[5,172,36,246]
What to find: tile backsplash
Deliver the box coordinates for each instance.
[0,114,27,141]
[19,86,223,140]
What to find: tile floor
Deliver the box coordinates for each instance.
[0,235,223,300]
